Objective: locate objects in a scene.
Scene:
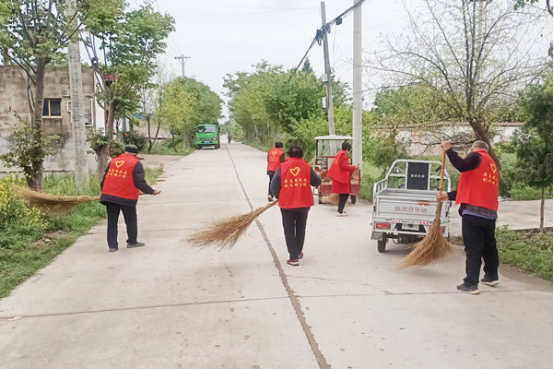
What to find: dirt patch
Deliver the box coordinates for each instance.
[32,231,66,250]
[138,154,183,169]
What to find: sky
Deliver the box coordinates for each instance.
[136,0,552,121]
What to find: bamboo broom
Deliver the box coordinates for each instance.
[400,152,453,268]
[14,185,100,215]
[186,200,279,250]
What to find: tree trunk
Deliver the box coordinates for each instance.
[29,58,47,191]
[66,0,89,188]
[147,117,153,153]
[540,187,545,234]
[96,99,117,179]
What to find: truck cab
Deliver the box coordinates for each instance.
[195,123,220,149]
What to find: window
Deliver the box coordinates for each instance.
[43,99,62,117]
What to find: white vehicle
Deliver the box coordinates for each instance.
[371,160,452,253]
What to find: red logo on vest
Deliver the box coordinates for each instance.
[101,153,140,200]
[278,158,314,208]
[456,150,499,211]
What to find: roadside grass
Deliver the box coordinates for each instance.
[0,167,164,298]
[148,140,194,155]
[496,228,553,281]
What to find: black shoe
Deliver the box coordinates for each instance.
[127,242,145,248]
[109,247,118,253]
[481,275,499,286]
[457,284,479,295]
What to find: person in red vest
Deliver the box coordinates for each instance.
[100,145,160,252]
[437,140,499,295]
[267,142,285,201]
[271,146,321,266]
[327,142,359,217]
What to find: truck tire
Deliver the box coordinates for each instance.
[377,238,387,253]
[350,195,357,204]
[216,143,220,149]
[196,145,202,150]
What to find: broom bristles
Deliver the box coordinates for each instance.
[186,200,279,250]
[400,201,453,268]
[14,185,100,215]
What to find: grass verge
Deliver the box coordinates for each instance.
[496,228,553,281]
[0,167,164,298]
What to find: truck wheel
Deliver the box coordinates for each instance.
[377,238,387,253]
[350,195,357,204]
[196,145,202,150]
[318,192,323,204]
[216,144,220,149]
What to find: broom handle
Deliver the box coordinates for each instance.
[434,151,447,223]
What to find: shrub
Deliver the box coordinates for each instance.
[120,130,147,151]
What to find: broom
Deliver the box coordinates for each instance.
[14,185,100,215]
[400,152,453,268]
[186,200,279,250]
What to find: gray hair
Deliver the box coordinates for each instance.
[472,140,489,151]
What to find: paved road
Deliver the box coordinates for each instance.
[0,143,552,369]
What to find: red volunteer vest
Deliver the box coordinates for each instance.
[267,148,284,172]
[101,153,140,200]
[456,149,499,211]
[327,150,352,184]
[278,158,314,209]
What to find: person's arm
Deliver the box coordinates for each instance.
[437,190,456,202]
[133,162,155,194]
[100,162,110,190]
[270,168,282,199]
[339,153,356,172]
[310,168,322,187]
[446,149,481,172]
[280,153,285,163]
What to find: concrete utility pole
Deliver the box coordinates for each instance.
[175,55,190,77]
[320,2,336,137]
[352,0,363,167]
[66,0,89,186]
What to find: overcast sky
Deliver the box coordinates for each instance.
[145,0,552,120]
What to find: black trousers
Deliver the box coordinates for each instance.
[338,194,349,213]
[268,171,275,196]
[280,208,309,260]
[461,214,499,286]
[106,202,138,248]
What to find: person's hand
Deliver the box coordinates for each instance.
[153,190,161,195]
[436,192,448,202]
[440,141,452,152]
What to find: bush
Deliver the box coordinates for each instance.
[509,184,553,201]
[0,177,47,237]
[120,130,147,151]
[496,228,553,281]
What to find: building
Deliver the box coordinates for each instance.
[0,65,104,175]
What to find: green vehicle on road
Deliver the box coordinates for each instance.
[195,123,220,149]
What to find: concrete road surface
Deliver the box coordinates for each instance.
[0,142,551,369]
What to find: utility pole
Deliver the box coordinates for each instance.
[66,0,89,186]
[320,2,335,137]
[352,0,363,167]
[175,55,190,77]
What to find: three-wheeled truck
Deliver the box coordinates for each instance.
[371,159,452,252]
[313,135,361,204]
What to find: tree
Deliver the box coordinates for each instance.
[515,0,553,17]
[513,70,553,232]
[0,0,108,189]
[82,1,174,178]
[370,0,551,176]
[301,58,314,74]
[170,77,222,148]
[159,81,195,151]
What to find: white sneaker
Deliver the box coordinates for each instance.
[336,212,348,217]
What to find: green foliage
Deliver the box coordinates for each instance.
[148,140,194,156]
[158,81,195,138]
[0,124,59,180]
[171,77,223,125]
[513,71,553,192]
[496,228,553,281]
[86,128,124,157]
[120,130,146,151]
[0,167,165,298]
[509,184,553,201]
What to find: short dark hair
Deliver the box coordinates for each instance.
[275,142,283,148]
[287,146,303,158]
[125,144,139,154]
[342,142,352,151]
